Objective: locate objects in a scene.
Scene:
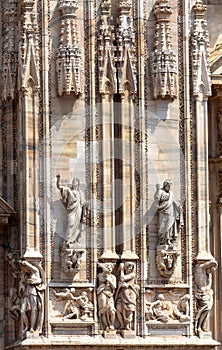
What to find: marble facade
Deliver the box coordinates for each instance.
[0,0,222,349]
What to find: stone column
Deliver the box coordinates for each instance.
[98,0,118,259]
[100,94,119,259]
[116,0,138,260]
[191,0,213,260]
[18,0,41,259]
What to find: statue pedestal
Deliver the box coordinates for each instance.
[103,330,118,339]
[198,330,212,339]
[23,330,40,339]
[119,329,136,339]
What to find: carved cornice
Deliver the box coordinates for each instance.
[56,0,82,96]
[152,0,177,100]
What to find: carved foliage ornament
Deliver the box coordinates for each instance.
[152,0,177,100]
[2,1,18,100]
[191,0,211,98]
[56,0,82,96]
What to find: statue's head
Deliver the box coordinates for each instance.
[125,261,135,273]
[156,294,164,301]
[104,262,114,273]
[162,179,172,192]
[72,178,80,188]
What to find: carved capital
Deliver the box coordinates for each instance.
[153,0,172,22]
[58,0,78,17]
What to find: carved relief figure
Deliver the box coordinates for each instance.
[194,259,218,336]
[19,260,45,334]
[53,288,93,320]
[97,263,116,332]
[165,294,190,322]
[146,293,190,323]
[154,180,183,246]
[53,288,79,319]
[56,175,86,244]
[146,294,168,323]
[115,262,139,331]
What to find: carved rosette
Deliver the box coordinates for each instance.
[116,0,137,95]
[56,0,82,96]
[2,1,18,100]
[98,0,117,95]
[191,0,211,97]
[152,0,177,99]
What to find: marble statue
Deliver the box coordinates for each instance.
[19,260,45,334]
[115,262,139,331]
[154,180,183,246]
[194,259,218,336]
[97,263,116,332]
[56,175,86,244]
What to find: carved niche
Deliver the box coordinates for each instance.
[191,0,211,97]
[56,0,82,96]
[154,181,183,277]
[152,0,177,100]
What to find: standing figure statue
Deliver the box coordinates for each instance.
[19,260,45,334]
[97,263,116,333]
[115,262,139,331]
[194,259,218,336]
[154,180,183,245]
[56,175,86,244]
